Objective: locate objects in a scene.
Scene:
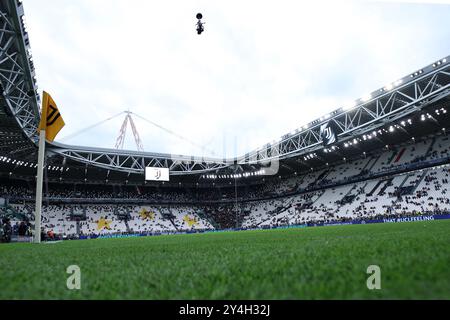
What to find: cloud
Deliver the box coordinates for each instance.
[23,0,450,158]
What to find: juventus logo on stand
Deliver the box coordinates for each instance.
[320,121,337,146]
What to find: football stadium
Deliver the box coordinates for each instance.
[1,0,450,303]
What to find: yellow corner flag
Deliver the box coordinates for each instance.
[38,91,65,142]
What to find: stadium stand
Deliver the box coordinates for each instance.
[2,130,450,239]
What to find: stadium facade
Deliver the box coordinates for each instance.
[1,0,450,240]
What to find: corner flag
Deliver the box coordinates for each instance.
[34,91,65,243]
[38,91,65,142]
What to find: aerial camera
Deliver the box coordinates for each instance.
[196,13,204,35]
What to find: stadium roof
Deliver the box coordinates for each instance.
[1,0,450,186]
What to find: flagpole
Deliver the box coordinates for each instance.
[34,90,65,243]
[34,129,46,243]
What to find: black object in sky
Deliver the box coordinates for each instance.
[196,13,204,35]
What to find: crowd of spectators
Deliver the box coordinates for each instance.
[2,132,450,239]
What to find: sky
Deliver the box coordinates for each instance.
[23,0,450,159]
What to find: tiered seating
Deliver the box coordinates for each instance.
[10,204,214,236]
[79,206,127,235]
[394,167,450,214]
[241,199,283,228]
[128,206,174,233]
[428,135,450,160]
[3,133,450,234]
[325,158,371,183]
[170,206,214,230]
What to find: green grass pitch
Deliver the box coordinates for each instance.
[1,219,449,299]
